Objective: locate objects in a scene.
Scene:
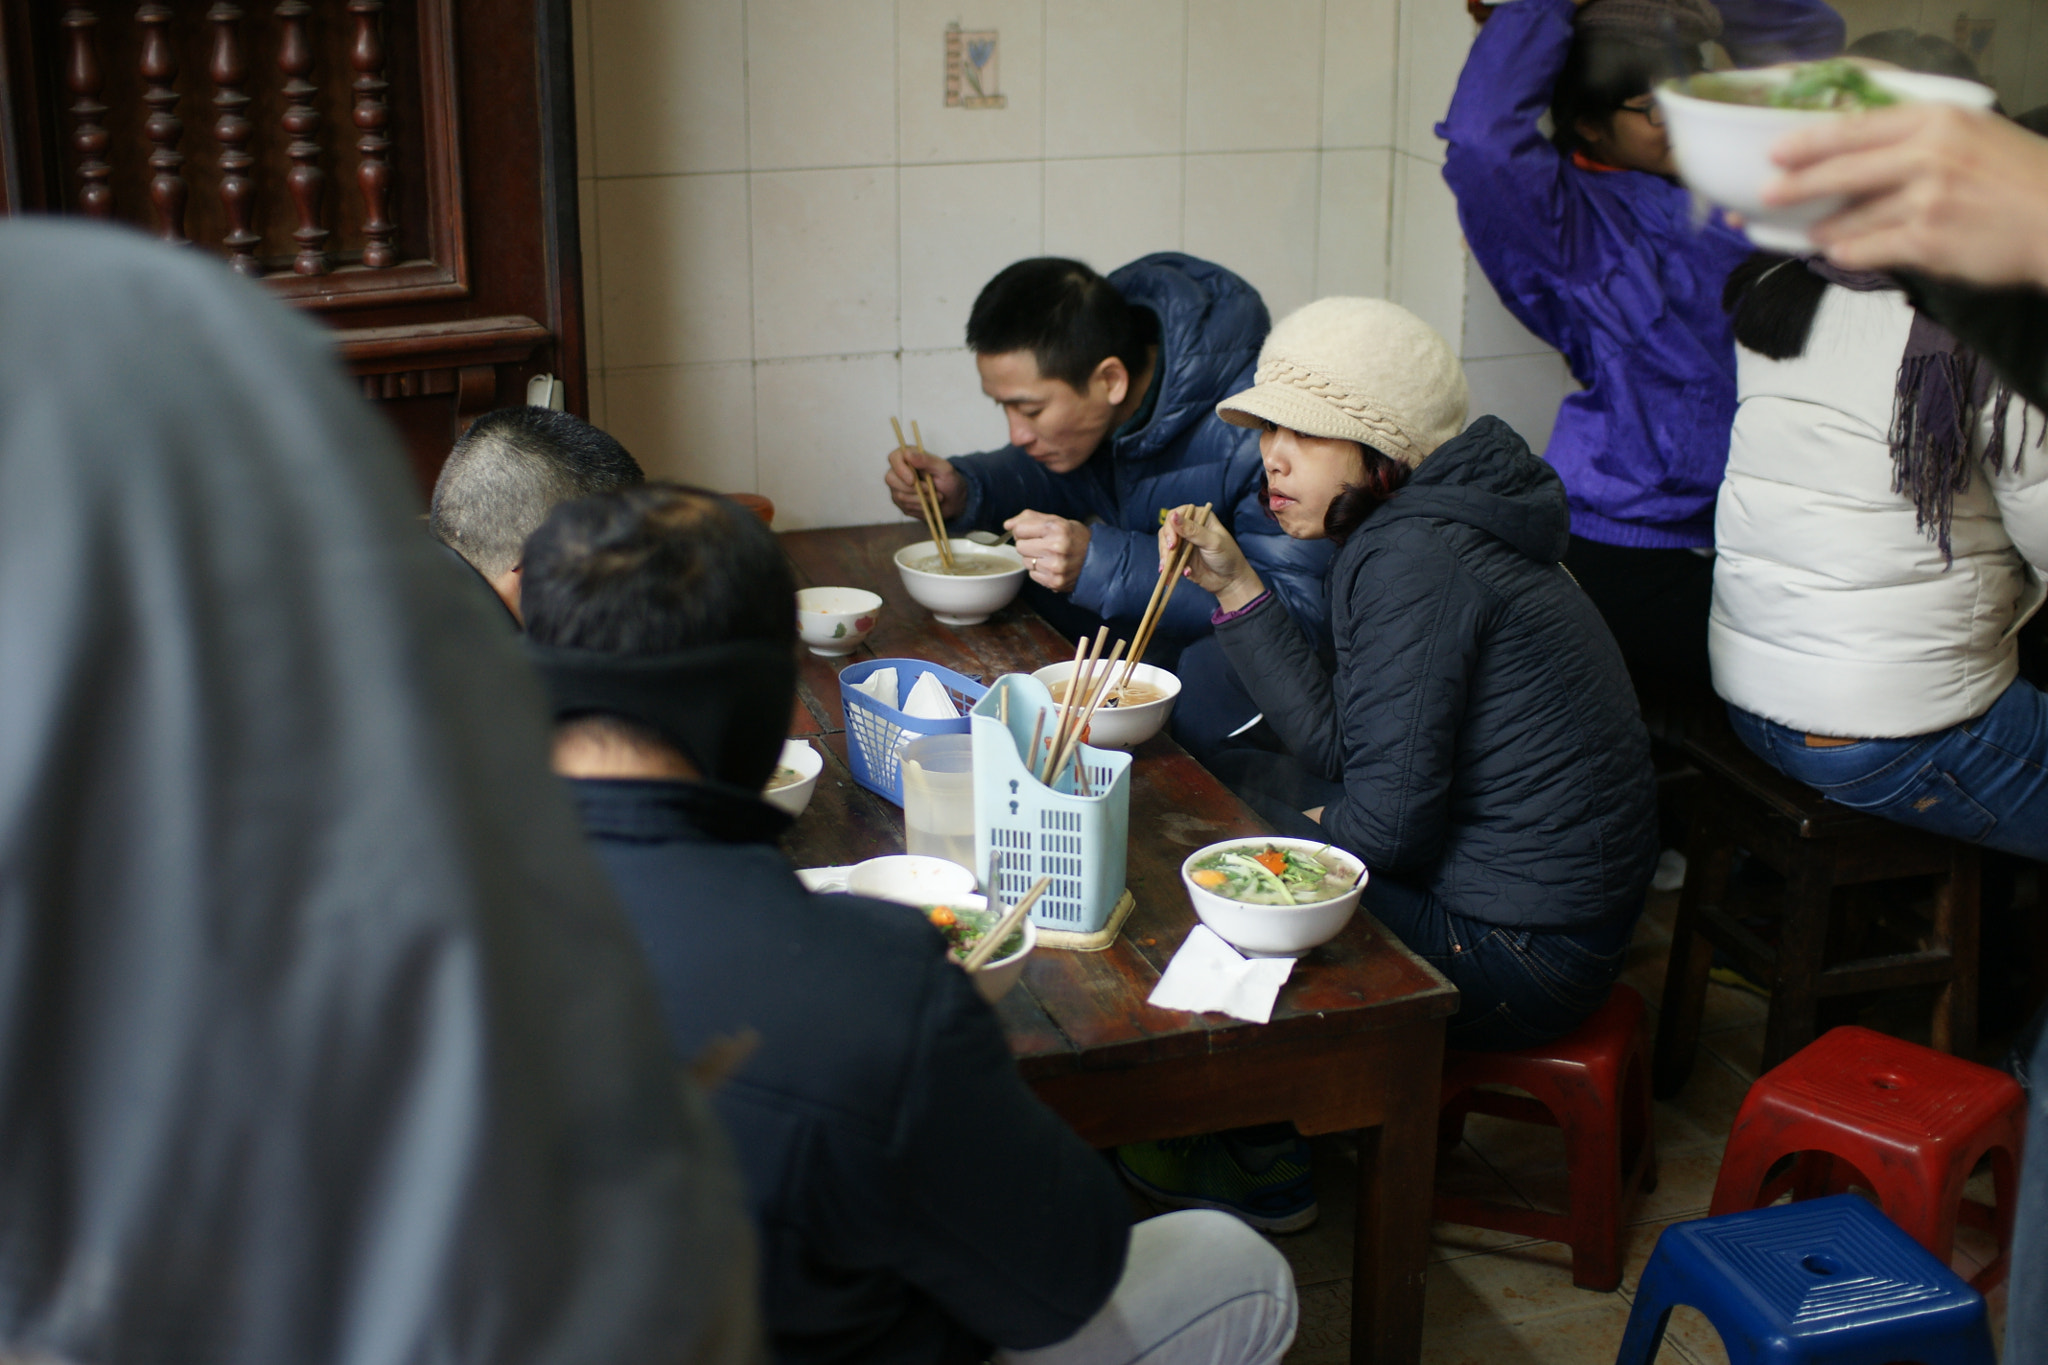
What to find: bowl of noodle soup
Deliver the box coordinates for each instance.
[894,539,1027,625]
[1028,660,1180,749]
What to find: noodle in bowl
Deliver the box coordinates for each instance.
[894,539,1026,625]
[1028,660,1179,749]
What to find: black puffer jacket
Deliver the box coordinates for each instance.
[1217,416,1658,931]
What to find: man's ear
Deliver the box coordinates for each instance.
[489,562,524,625]
[1573,114,1610,152]
[1091,354,1131,408]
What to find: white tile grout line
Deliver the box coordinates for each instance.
[741,0,759,492]
[1177,0,1189,251]
[1310,0,1327,297]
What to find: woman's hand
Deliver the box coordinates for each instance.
[1763,104,2048,287]
[1159,505,1265,612]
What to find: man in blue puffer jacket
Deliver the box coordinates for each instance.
[885,255,1333,754]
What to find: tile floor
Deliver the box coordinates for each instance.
[1140,889,2016,1364]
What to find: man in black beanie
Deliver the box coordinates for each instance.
[521,484,1299,1365]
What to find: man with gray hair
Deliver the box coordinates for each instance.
[429,406,644,621]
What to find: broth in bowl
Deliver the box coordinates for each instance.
[1187,843,1356,906]
[901,550,1017,577]
[1048,677,1169,709]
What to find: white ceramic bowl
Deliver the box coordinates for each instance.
[847,854,980,906]
[1658,67,1994,252]
[796,587,883,657]
[1029,660,1181,750]
[1180,837,1366,958]
[922,893,1038,1004]
[893,539,1027,626]
[762,738,824,817]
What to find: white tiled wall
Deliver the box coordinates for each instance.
[573,0,1563,526]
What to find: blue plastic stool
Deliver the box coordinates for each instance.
[1616,1195,1994,1365]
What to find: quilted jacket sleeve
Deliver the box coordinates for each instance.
[1987,395,2048,586]
[1320,528,1482,875]
[947,447,1089,533]
[1218,527,1482,875]
[1216,592,1346,783]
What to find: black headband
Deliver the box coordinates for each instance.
[525,639,797,796]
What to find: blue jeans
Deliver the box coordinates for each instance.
[1364,874,1636,1052]
[1726,678,2048,861]
[1205,748,1635,1051]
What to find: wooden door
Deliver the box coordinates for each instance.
[0,0,585,491]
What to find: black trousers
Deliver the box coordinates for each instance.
[1561,535,1715,695]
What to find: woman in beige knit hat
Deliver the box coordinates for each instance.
[1119,296,1660,1235]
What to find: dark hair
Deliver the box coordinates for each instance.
[1722,251,1828,360]
[521,484,795,656]
[1551,36,1697,155]
[1256,439,1412,545]
[1843,29,1981,83]
[429,407,644,576]
[965,257,1157,391]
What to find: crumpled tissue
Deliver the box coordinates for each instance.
[849,667,899,710]
[1146,925,1296,1024]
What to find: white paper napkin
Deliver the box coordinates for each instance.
[902,670,960,720]
[850,667,899,711]
[795,866,854,894]
[1146,925,1296,1024]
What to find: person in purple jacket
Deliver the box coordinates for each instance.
[1438,0,1842,696]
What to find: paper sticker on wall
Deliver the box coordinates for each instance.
[945,25,1006,109]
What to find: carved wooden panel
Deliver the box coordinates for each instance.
[0,0,585,489]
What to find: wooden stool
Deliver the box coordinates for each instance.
[1652,721,1981,1099]
[1434,986,1657,1291]
[1708,1026,2023,1291]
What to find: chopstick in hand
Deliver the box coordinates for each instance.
[961,875,1052,973]
[892,417,956,571]
[911,421,955,571]
[1120,502,1213,694]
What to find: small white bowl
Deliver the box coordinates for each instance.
[762,738,824,817]
[922,894,1038,1004]
[894,539,1027,626]
[1181,837,1366,958]
[847,854,980,906]
[796,587,883,657]
[1030,660,1182,750]
[1658,67,1994,252]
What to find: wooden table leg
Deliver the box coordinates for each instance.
[1350,1018,1445,1365]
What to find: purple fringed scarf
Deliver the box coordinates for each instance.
[1806,259,2031,563]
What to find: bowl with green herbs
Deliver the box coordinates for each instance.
[1180,837,1366,958]
[1656,60,1994,252]
[921,894,1037,1003]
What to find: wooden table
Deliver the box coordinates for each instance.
[782,524,1458,1365]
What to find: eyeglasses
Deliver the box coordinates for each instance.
[1617,97,1666,127]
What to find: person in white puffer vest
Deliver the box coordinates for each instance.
[1709,250,2048,859]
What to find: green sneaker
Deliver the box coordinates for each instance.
[1116,1129,1318,1233]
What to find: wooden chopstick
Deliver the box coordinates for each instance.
[1049,637,1126,791]
[1120,502,1212,694]
[892,417,955,567]
[1042,628,1105,783]
[911,421,955,571]
[961,875,1052,973]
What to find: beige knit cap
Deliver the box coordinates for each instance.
[1216,298,1469,467]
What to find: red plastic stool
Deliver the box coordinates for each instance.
[1708,1025,2024,1291]
[1435,985,1657,1290]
